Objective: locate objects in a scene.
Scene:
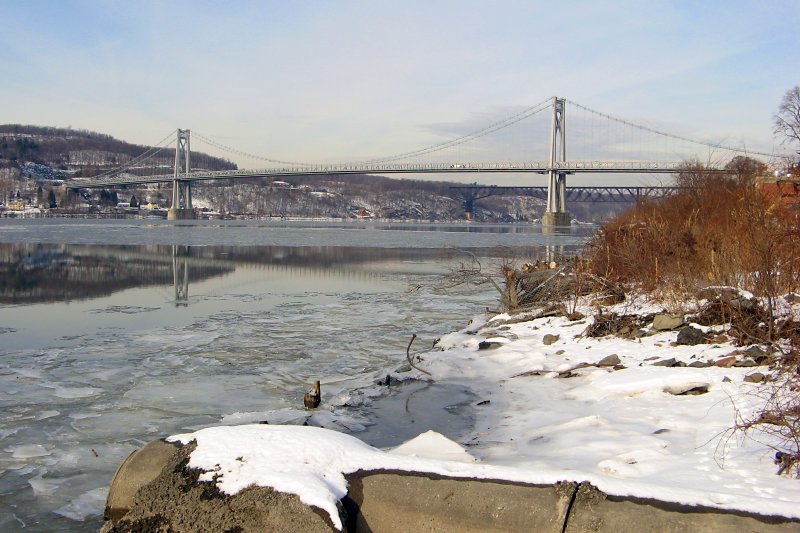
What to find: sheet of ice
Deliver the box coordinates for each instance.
[0,257,497,529]
[9,444,51,459]
[53,488,108,521]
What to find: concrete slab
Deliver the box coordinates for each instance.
[564,482,800,533]
[343,471,576,533]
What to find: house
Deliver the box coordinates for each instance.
[756,173,800,207]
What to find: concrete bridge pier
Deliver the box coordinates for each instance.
[167,207,195,220]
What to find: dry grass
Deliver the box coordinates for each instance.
[583,162,800,307]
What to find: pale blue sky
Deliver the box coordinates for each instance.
[1,0,798,181]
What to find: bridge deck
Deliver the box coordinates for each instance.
[70,161,690,189]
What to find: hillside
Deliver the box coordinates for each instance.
[0,124,237,179]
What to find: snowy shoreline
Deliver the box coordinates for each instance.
[166,293,800,529]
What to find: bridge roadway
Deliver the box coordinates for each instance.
[69,160,687,189]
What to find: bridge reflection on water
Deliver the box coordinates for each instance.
[0,239,576,308]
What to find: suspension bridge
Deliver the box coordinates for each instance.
[69,97,786,225]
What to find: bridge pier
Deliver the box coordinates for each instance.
[541,210,571,226]
[167,208,196,220]
[542,98,571,226]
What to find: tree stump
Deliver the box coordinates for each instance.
[304,380,321,409]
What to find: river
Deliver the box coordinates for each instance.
[0,219,594,532]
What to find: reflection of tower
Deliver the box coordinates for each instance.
[173,245,189,306]
[544,243,567,263]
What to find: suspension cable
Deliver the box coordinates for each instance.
[191,131,310,167]
[357,97,555,164]
[565,98,783,159]
[93,129,178,179]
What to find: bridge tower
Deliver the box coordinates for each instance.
[167,129,195,220]
[542,97,571,226]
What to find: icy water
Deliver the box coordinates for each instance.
[0,219,593,532]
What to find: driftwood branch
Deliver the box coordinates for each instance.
[406,334,432,376]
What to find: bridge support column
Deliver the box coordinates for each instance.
[542,97,571,227]
[168,129,196,220]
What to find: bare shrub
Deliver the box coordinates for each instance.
[583,158,800,303]
[734,349,800,477]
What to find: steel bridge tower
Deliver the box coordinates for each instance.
[542,97,571,226]
[167,129,195,220]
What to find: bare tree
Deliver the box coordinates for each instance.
[774,86,800,148]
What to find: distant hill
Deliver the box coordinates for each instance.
[0,124,236,178]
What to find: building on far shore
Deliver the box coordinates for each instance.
[756,172,800,207]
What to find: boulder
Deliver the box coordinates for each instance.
[676,325,705,346]
[652,313,685,331]
[744,372,767,383]
[744,345,767,358]
[597,354,621,367]
[714,356,737,368]
[652,358,677,367]
[543,334,560,346]
[478,340,503,350]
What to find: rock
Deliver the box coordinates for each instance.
[543,334,560,346]
[303,381,321,409]
[665,384,709,396]
[652,313,685,331]
[555,350,566,355]
[722,376,732,383]
[478,340,503,350]
[714,356,737,368]
[744,372,766,383]
[688,361,712,368]
[676,325,705,346]
[743,345,766,359]
[706,333,729,344]
[697,287,758,311]
[652,358,677,367]
[732,358,757,368]
[597,354,621,367]
[394,363,412,373]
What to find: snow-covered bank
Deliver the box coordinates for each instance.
[168,295,800,529]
